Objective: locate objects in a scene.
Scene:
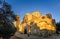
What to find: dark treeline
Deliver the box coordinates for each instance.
[0,0,17,39]
[56,22,60,35]
[56,22,60,31]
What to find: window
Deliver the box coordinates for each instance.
[42,16,45,19]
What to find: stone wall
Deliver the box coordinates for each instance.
[15,12,56,34]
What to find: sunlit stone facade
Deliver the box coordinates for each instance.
[14,12,56,34]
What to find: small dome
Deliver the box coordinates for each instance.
[16,15,20,21]
[32,12,41,17]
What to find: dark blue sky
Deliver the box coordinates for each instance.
[6,0,60,22]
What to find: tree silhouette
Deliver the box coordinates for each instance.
[56,22,60,35]
[0,0,17,39]
[56,22,60,31]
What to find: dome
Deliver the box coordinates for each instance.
[32,12,42,17]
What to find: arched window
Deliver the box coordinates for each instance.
[42,16,45,19]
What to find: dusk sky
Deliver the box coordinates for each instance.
[5,0,60,22]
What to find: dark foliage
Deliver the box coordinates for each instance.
[56,22,60,34]
[56,22,60,31]
[0,0,17,38]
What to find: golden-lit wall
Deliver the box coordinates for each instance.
[22,12,56,32]
[14,12,56,33]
